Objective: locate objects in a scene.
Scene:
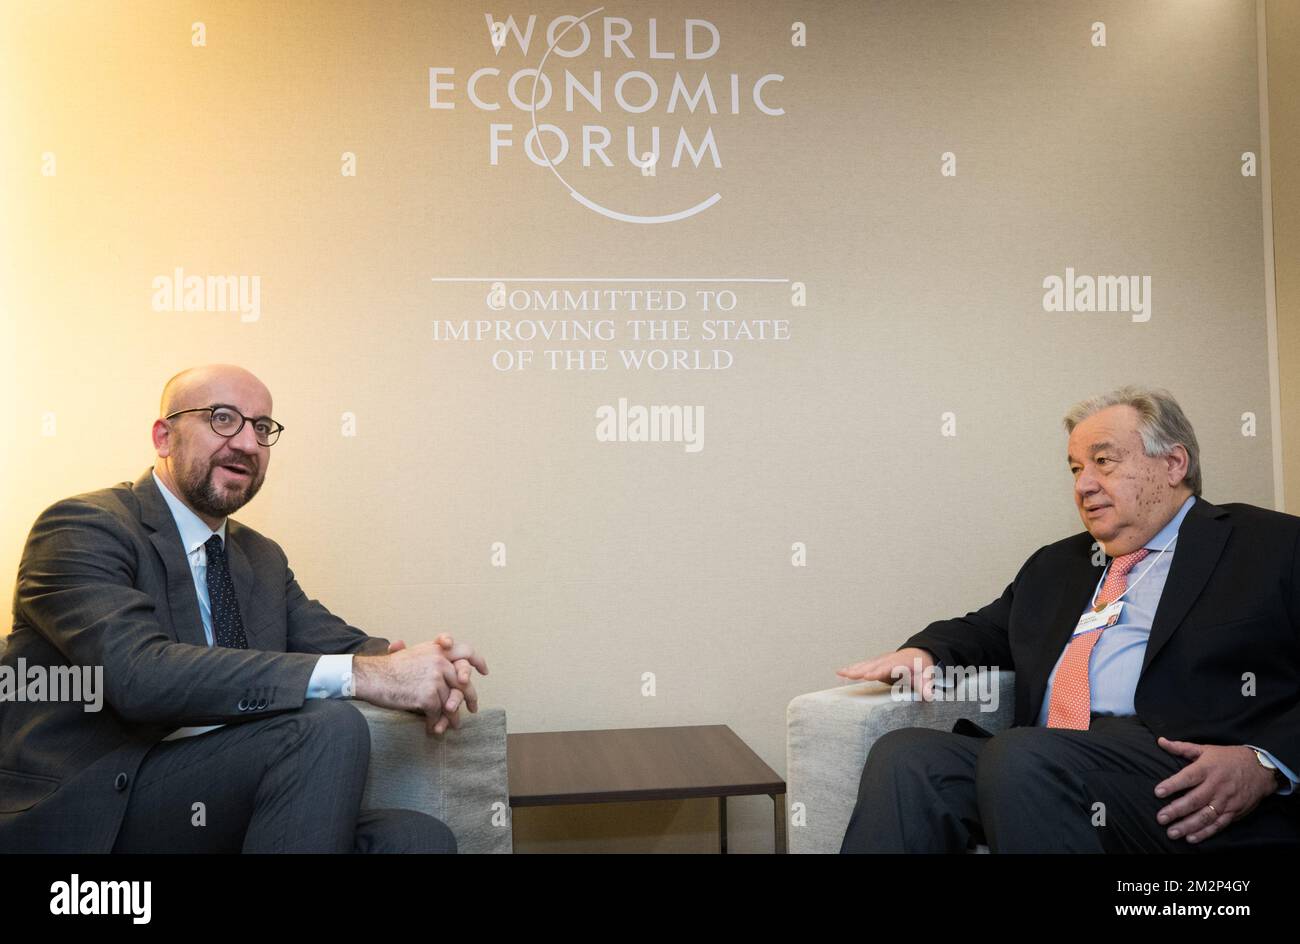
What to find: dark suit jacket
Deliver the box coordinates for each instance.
[901,496,1300,774]
[1,467,389,852]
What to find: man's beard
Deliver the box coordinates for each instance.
[180,458,261,519]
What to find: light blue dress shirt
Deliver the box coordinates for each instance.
[152,470,353,740]
[1033,494,1296,795]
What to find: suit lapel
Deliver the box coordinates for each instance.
[1141,496,1231,675]
[134,468,209,648]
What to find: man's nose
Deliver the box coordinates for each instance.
[230,421,262,453]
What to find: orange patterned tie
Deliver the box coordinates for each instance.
[1046,548,1150,730]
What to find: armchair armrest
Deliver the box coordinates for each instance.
[353,701,512,854]
[785,671,1015,853]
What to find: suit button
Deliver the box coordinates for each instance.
[114,773,128,791]
[255,698,267,710]
[238,698,250,711]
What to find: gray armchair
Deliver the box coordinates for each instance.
[0,635,512,853]
[352,699,511,853]
[785,670,1015,853]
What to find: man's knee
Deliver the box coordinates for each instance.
[975,727,1063,798]
[282,699,371,763]
[865,727,959,775]
[975,727,1109,851]
[859,727,960,796]
[355,809,457,854]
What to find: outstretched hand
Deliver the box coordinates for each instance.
[836,647,938,701]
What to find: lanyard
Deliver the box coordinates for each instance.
[1089,531,1178,613]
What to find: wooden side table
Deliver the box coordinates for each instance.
[507,724,787,853]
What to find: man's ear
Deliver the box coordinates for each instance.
[152,419,173,457]
[1165,444,1190,487]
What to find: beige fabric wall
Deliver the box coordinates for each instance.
[1269,0,1300,513]
[0,0,1283,851]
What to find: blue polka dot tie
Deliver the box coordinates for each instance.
[205,535,248,649]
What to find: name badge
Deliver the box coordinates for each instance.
[1073,600,1124,636]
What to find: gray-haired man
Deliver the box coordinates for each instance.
[838,386,1300,852]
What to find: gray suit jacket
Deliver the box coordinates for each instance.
[0,467,389,852]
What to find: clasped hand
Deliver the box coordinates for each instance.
[356,633,489,736]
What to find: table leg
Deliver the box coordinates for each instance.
[772,792,787,854]
[719,796,728,854]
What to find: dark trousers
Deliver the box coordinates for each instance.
[840,715,1300,853]
[112,700,456,853]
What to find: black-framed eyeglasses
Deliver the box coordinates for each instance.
[165,405,285,446]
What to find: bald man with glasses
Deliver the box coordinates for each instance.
[1,364,487,853]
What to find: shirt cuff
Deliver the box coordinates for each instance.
[305,654,355,699]
[162,725,226,741]
[1245,744,1298,796]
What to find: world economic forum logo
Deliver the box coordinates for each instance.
[428,6,787,224]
